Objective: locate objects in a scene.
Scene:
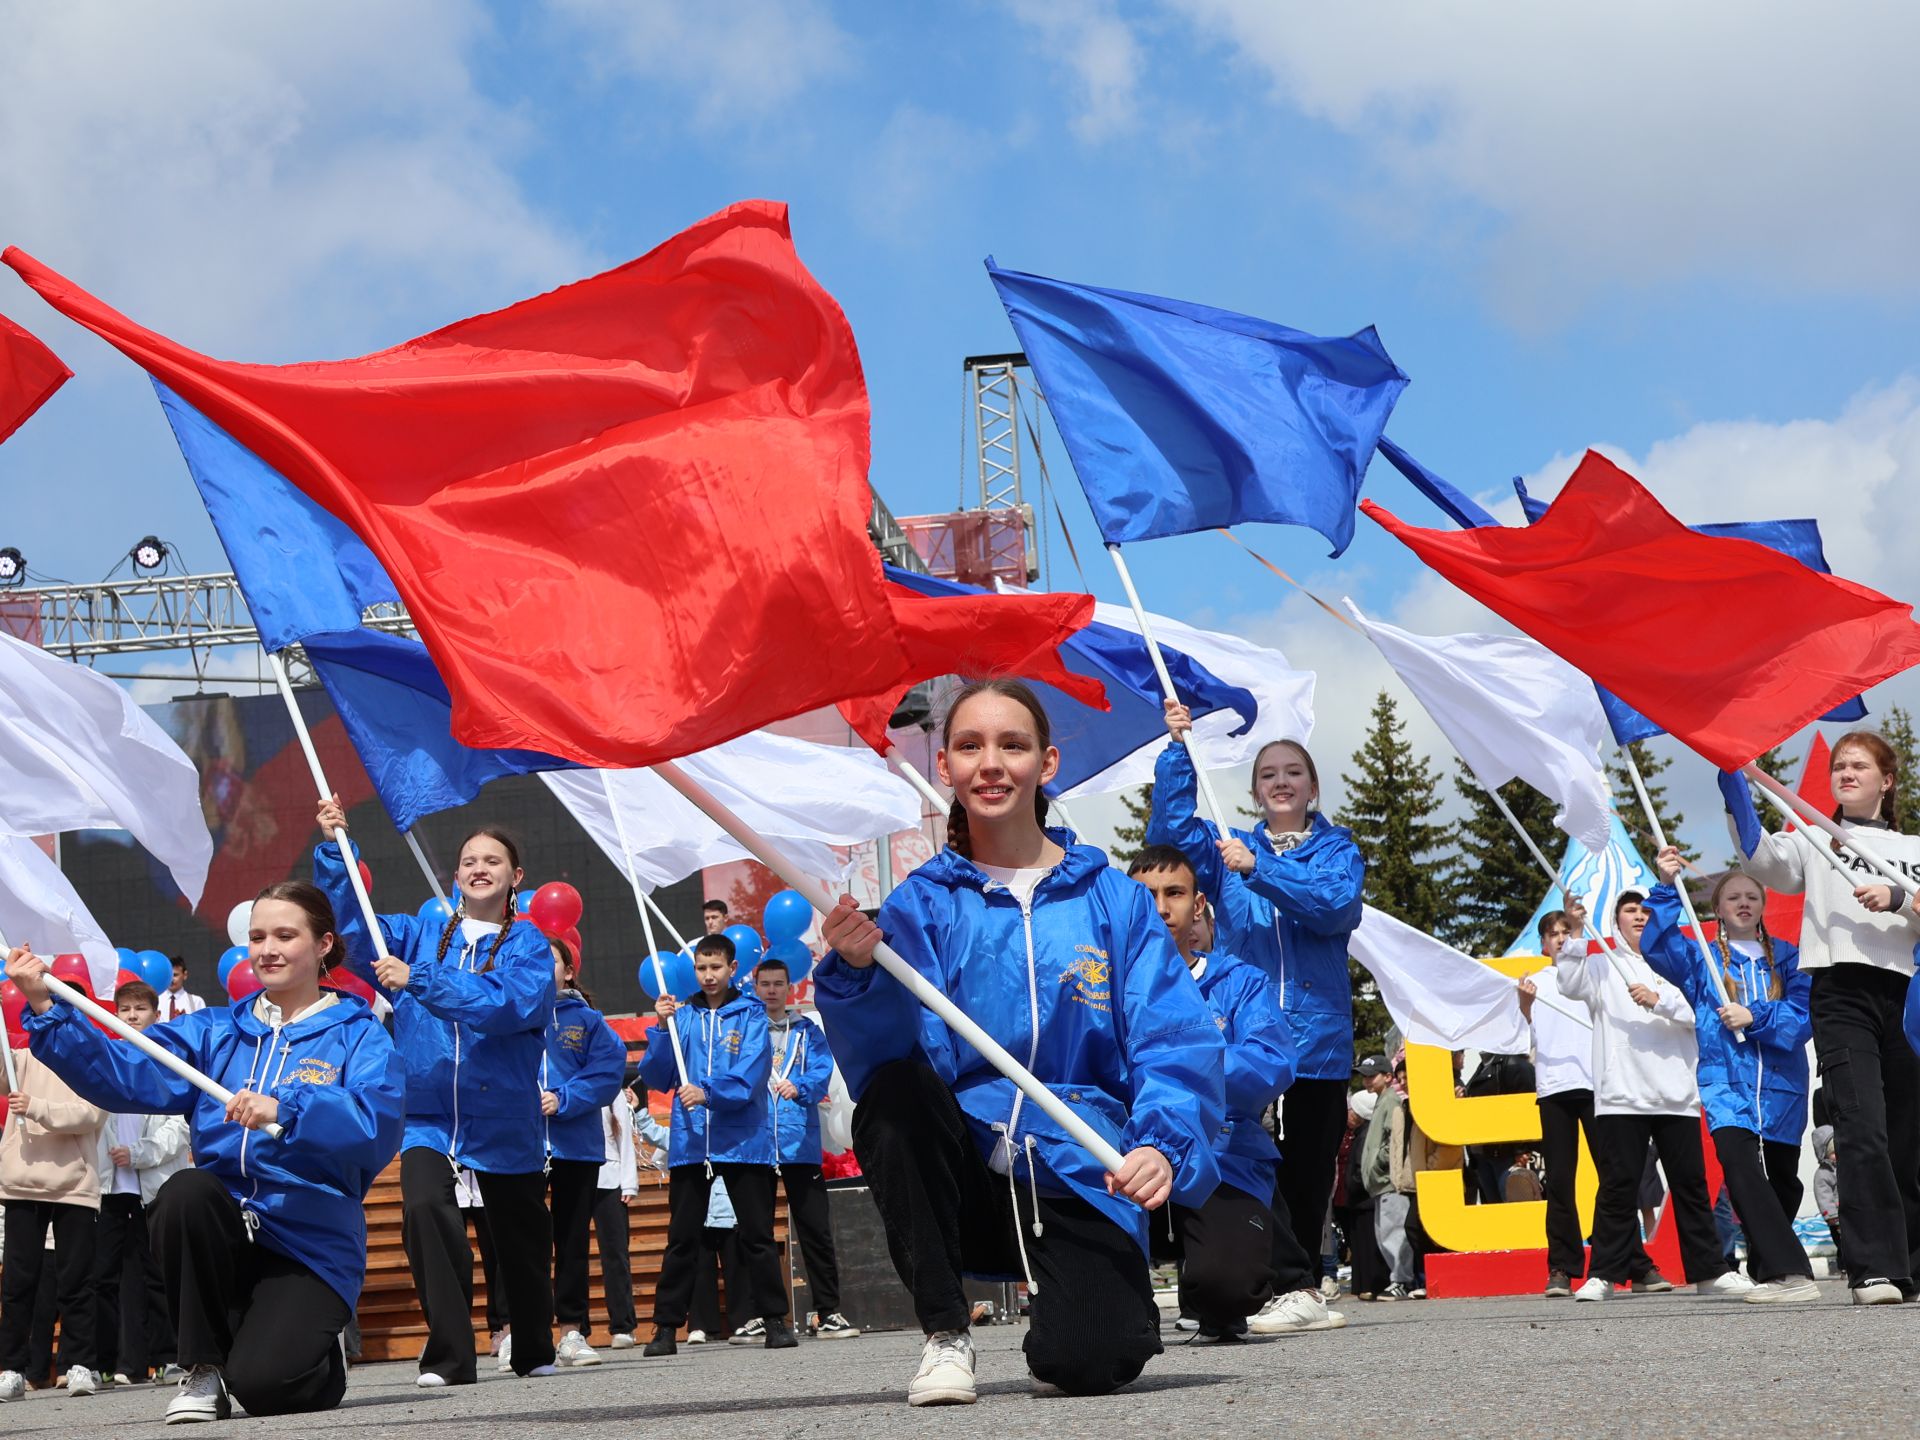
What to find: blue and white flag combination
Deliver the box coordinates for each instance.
[1502,812,1658,957]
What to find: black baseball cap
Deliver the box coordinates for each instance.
[1356,1055,1389,1079]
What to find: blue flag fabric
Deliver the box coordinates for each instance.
[882,566,1257,795]
[154,382,400,653]
[1376,438,1499,528]
[303,628,573,832]
[1512,477,1867,740]
[1718,769,1765,859]
[986,260,1408,557]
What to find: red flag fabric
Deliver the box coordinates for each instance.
[0,313,72,445]
[4,203,911,768]
[1361,451,1920,770]
[1762,733,1836,945]
[836,583,1107,753]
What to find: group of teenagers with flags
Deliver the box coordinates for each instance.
[0,197,1918,1420]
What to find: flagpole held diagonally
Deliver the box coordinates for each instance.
[597,773,688,1087]
[1749,783,1857,882]
[885,748,948,813]
[1743,764,1916,896]
[403,830,450,908]
[1619,748,1740,1027]
[651,758,1129,1176]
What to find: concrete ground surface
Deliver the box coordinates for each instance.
[2,1280,1913,1438]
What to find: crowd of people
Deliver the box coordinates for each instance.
[0,681,1916,1420]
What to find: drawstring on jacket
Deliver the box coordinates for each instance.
[769,1018,804,1179]
[238,1023,297,1240]
[700,1004,716,1180]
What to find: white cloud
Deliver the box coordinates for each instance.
[1002,0,1145,142]
[857,105,989,242]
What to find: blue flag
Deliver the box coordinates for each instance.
[1718,769,1765,859]
[882,567,1257,795]
[1376,438,1499,528]
[303,628,573,832]
[986,260,1408,557]
[154,382,399,652]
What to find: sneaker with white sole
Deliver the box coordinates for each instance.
[1544,1270,1572,1298]
[1381,1283,1408,1301]
[1745,1276,1821,1304]
[728,1318,766,1346]
[556,1331,603,1367]
[0,1370,22,1403]
[1852,1278,1904,1305]
[1171,1316,1201,1331]
[415,1372,449,1389]
[1247,1288,1348,1334]
[908,1330,976,1407]
[527,1364,558,1377]
[1318,1275,1341,1300]
[685,1329,708,1345]
[1633,1270,1675,1293]
[609,1333,636,1349]
[1573,1277,1612,1301]
[488,1329,509,1356]
[65,1366,98,1397]
[165,1366,230,1425]
[815,1312,861,1340]
[496,1334,513,1373]
[158,1364,187,1383]
[1704,1270,1755,1296]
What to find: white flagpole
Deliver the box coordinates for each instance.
[267,652,384,946]
[402,830,450,907]
[885,748,948,812]
[1105,544,1232,833]
[1750,784,1857,882]
[1743,764,1914,894]
[597,773,688,1085]
[652,758,1128,1175]
[1618,748,1740,1026]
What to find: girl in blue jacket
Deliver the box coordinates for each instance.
[313,797,558,1383]
[1644,851,1817,1301]
[542,937,626,1368]
[9,882,403,1424]
[817,679,1226,1408]
[1146,701,1365,1284]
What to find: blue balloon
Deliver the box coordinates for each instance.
[761,889,812,945]
[722,924,763,967]
[136,949,174,993]
[115,946,139,972]
[515,891,534,914]
[636,950,698,1000]
[762,937,813,981]
[216,945,248,988]
[418,896,455,927]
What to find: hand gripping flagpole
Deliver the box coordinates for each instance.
[1743,764,1916,896]
[598,773,688,1086]
[651,759,1129,1175]
[1750,784,1858,882]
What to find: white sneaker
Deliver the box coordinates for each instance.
[165,1366,230,1424]
[65,1366,98,1397]
[1573,1277,1612,1301]
[1745,1277,1821,1304]
[527,1364,558,1377]
[1171,1316,1201,1331]
[1247,1289,1347,1334]
[609,1332,636,1350]
[496,1333,513,1372]
[908,1330,977,1407]
[1318,1275,1341,1300]
[1705,1270,1755,1296]
[488,1328,509,1356]
[0,1370,22,1402]
[556,1330,602,1367]
[685,1329,709,1345]
[415,1372,448,1388]
[1852,1279,1904,1305]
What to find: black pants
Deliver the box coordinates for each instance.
[690,1228,742,1336]
[853,1058,1161,1396]
[1538,1088,1595,1278]
[779,1164,841,1319]
[400,1148,554,1380]
[465,1205,506,1334]
[654,1164,786,1329]
[547,1159,600,1332]
[1588,1114,1725,1284]
[591,1189,637,1334]
[1264,1165,1317,1294]
[1335,1201,1386,1295]
[1712,1127,1810,1282]
[1276,1078,1349,1270]
[149,1170,348,1416]
[93,1194,160,1378]
[1151,1182,1276,1330]
[1810,964,1920,1289]
[0,1199,96,1375]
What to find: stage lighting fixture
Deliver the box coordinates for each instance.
[132,536,169,571]
[0,547,23,587]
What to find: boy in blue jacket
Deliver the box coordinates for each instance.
[637,934,793,1355]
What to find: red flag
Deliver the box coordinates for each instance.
[5,204,914,767]
[836,583,1107,753]
[1361,451,1920,771]
[0,313,71,445]
[1762,734,1837,945]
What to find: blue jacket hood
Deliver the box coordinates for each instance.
[635,988,773,1167]
[544,991,627,1165]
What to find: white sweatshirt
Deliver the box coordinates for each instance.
[597,1090,639,1196]
[1743,819,1920,976]
[1527,963,1592,1099]
[1554,941,1699,1117]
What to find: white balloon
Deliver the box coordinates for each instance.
[226,900,252,948]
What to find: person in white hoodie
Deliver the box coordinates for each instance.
[1740,731,1920,1305]
[592,1087,640,1348]
[1554,890,1745,1301]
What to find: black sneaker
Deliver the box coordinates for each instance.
[1544,1270,1572,1298]
[642,1330,677,1358]
[763,1320,798,1350]
[1635,1270,1675,1293]
[815,1312,861,1340]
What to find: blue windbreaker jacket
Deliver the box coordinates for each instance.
[24,992,403,1309]
[1193,950,1295,1202]
[317,840,555,1173]
[765,1011,835,1167]
[813,834,1226,1253]
[1642,885,1812,1145]
[635,989,774,1167]
[544,991,627,1165]
[1146,743,1366,1080]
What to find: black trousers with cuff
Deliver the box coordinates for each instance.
[547,1158,600,1332]
[653,1163,786,1330]
[1587,1113,1725,1285]
[591,1188,638,1335]
[852,1058,1161,1396]
[1150,1181,1277,1331]
[92,1193,158,1378]
[1711,1126,1810,1282]
[1276,1078,1350,1273]
[0,1199,95,1377]
[778,1163,842,1319]
[148,1170,348,1416]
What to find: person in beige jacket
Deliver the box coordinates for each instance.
[0,1043,105,1399]
[1388,1067,1463,1298]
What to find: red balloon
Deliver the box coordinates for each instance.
[0,980,24,1045]
[116,967,141,991]
[225,959,264,1001]
[560,926,584,968]
[322,967,378,1005]
[49,954,93,998]
[527,881,583,939]
[358,860,374,894]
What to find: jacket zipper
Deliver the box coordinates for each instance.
[1000,888,1042,1161]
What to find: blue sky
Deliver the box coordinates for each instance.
[3,1,1918,862]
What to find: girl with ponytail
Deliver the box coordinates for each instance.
[313,798,559,1384]
[814,679,1225,1408]
[1643,856,1814,1301]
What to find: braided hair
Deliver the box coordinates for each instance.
[940,678,1053,860]
[433,826,522,974]
[1708,870,1782,1004]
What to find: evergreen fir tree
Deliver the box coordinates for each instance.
[1882,706,1920,832]
[1448,761,1559,956]
[1608,739,1689,864]
[1335,691,1454,933]
[1110,783,1154,865]
[1750,745,1794,836]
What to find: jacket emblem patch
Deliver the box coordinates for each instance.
[288,1058,340,1086]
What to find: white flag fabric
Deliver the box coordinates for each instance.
[544,730,921,893]
[1060,601,1317,799]
[1349,904,1530,1054]
[0,835,120,996]
[1345,600,1612,857]
[0,632,213,905]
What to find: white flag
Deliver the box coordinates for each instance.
[1349,904,1530,1054]
[1346,600,1612,857]
[0,836,121,996]
[0,632,213,905]
[1060,601,1317,799]
[544,730,921,893]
